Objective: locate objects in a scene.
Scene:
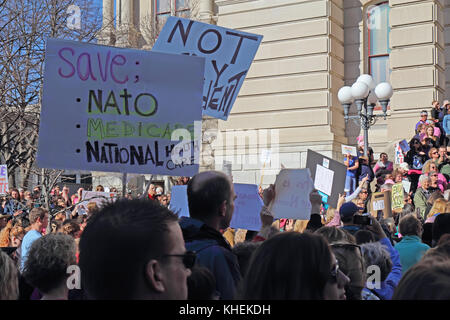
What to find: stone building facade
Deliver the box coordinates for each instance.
[101,0,450,187]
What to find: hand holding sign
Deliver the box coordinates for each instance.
[269,169,314,220]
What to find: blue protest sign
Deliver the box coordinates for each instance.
[152,17,263,120]
[168,185,189,218]
[37,39,205,176]
[230,184,263,231]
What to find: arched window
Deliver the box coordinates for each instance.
[367,2,390,84]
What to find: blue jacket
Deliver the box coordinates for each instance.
[394,235,430,274]
[179,217,241,300]
[443,115,450,135]
[373,237,402,300]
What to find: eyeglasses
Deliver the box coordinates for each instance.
[161,251,196,269]
[329,259,340,283]
[360,191,368,194]
[432,152,438,154]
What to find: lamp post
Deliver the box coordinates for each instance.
[338,74,394,158]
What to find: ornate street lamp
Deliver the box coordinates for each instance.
[338,74,393,158]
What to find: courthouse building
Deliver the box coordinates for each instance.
[100,0,449,186]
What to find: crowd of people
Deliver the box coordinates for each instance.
[1,102,450,300]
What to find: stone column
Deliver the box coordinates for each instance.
[116,0,137,47]
[388,0,445,141]
[98,0,115,45]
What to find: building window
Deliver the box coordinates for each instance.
[155,0,191,29]
[367,2,390,85]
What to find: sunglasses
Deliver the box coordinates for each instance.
[329,259,340,283]
[161,251,196,269]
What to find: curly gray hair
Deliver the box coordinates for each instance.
[360,241,392,282]
[0,251,19,300]
[22,233,76,294]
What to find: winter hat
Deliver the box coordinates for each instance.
[339,202,358,221]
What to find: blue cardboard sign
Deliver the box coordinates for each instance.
[168,185,189,218]
[152,17,263,120]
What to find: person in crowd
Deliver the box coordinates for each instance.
[22,234,76,300]
[238,232,349,300]
[425,198,448,223]
[61,219,81,239]
[421,161,447,192]
[394,215,430,273]
[339,202,362,236]
[422,234,450,261]
[304,213,324,233]
[148,184,156,201]
[0,221,25,266]
[180,171,240,300]
[358,156,374,186]
[442,106,450,141]
[405,138,428,193]
[413,123,427,142]
[427,171,445,193]
[344,153,359,195]
[373,153,393,175]
[432,214,450,247]
[187,266,219,300]
[61,186,71,207]
[360,241,392,300]
[437,146,450,179]
[2,188,22,215]
[0,251,19,300]
[95,185,104,192]
[79,198,193,299]
[415,110,433,133]
[363,216,402,300]
[392,259,450,300]
[431,100,444,124]
[160,194,169,207]
[20,208,48,271]
[414,175,432,220]
[423,147,440,170]
[232,241,261,278]
[315,227,365,300]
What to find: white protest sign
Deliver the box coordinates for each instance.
[169,185,190,218]
[260,149,271,163]
[230,184,263,231]
[394,143,405,164]
[79,190,117,209]
[373,199,385,211]
[0,165,9,195]
[402,180,411,194]
[37,38,205,176]
[314,164,334,196]
[152,17,263,120]
[269,169,314,220]
[341,144,358,157]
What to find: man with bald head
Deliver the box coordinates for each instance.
[179,170,240,299]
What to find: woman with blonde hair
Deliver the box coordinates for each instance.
[426,198,449,223]
[0,220,25,248]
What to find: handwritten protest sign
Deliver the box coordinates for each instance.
[37,39,205,176]
[269,169,314,220]
[152,17,263,120]
[394,143,405,164]
[230,184,263,231]
[79,190,117,209]
[314,164,334,196]
[370,191,392,219]
[341,144,358,157]
[391,183,404,210]
[0,165,8,195]
[169,185,190,218]
[402,180,411,194]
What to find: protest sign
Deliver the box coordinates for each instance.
[399,139,410,153]
[269,169,314,220]
[37,38,205,176]
[370,191,392,219]
[170,183,263,230]
[341,145,358,157]
[391,183,404,211]
[394,143,405,164]
[152,17,263,120]
[169,185,190,218]
[306,149,347,208]
[78,190,117,212]
[314,164,334,196]
[0,165,8,195]
[402,180,411,194]
[230,184,263,231]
